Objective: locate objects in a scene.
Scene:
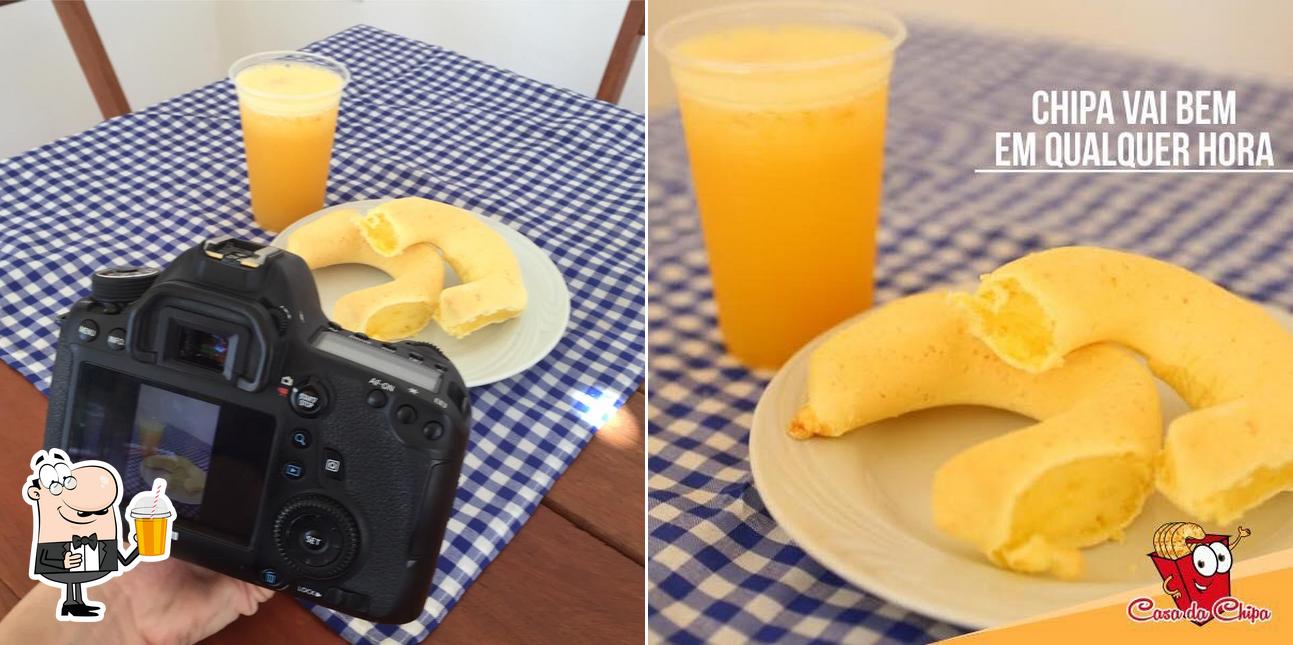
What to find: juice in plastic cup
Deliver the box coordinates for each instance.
[137,419,164,457]
[132,511,170,557]
[658,3,906,368]
[128,480,175,558]
[229,51,350,232]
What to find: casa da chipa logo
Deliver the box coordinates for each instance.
[1126,522,1271,626]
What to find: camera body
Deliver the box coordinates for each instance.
[43,237,470,623]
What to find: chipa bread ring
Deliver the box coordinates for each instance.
[286,208,445,341]
[359,197,527,338]
[790,291,1162,578]
[952,246,1293,524]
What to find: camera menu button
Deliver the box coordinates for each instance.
[76,320,99,342]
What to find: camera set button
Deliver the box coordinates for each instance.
[106,328,127,351]
[289,378,329,417]
[282,461,305,480]
[300,528,329,553]
[365,389,388,408]
[291,429,311,448]
[395,405,418,424]
[76,319,99,342]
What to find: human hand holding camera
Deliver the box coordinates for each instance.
[0,559,273,645]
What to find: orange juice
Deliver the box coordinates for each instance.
[133,515,169,557]
[231,54,349,232]
[137,419,164,457]
[661,13,904,368]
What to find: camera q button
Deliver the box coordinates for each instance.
[289,378,329,417]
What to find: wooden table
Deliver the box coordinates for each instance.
[0,366,644,643]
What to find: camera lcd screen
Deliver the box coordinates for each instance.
[65,363,275,545]
[177,326,230,371]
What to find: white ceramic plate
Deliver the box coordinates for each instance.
[749,297,1293,629]
[271,199,570,387]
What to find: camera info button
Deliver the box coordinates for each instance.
[106,328,126,350]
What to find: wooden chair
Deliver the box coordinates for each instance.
[52,0,130,118]
[595,0,644,104]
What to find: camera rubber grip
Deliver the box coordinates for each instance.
[409,461,460,557]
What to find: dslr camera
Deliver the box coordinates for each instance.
[43,237,470,623]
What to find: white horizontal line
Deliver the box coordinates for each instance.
[974,168,1293,174]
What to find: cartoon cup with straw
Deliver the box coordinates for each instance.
[127,478,174,560]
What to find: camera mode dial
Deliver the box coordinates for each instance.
[400,339,445,357]
[273,495,359,579]
[90,266,161,304]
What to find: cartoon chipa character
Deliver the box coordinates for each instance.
[1148,521,1250,625]
[22,448,173,621]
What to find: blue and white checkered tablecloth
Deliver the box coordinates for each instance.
[648,22,1293,643]
[0,25,644,644]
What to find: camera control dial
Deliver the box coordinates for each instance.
[90,266,160,304]
[273,495,359,579]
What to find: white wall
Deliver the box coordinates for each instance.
[0,0,645,158]
[0,1,103,157]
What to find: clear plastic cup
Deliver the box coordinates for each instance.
[229,51,350,233]
[128,482,175,558]
[656,3,906,369]
[131,509,171,557]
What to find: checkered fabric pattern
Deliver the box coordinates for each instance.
[0,25,643,644]
[648,22,1293,643]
